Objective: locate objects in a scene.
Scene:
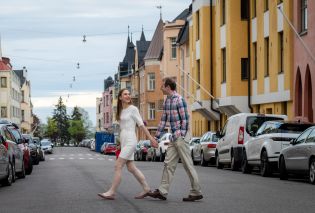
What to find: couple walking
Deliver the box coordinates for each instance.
[98,77,203,202]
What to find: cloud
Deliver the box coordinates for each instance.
[32,91,102,108]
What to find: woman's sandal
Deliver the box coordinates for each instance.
[98,193,115,200]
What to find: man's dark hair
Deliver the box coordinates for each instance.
[163,77,176,91]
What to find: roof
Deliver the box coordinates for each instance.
[13,70,26,86]
[172,8,190,22]
[177,21,189,45]
[136,30,151,66]
[144,19,164,60]
[0,57,12,71]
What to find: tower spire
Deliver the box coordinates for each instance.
[156,5,162,19]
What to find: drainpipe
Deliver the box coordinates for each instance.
[210,0,221,120]
[247,0,253,112]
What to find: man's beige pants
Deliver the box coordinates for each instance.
[158,137,202,197]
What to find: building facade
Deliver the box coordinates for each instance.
[293,0,314,122]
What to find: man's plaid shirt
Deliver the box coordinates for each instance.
[155,91,189,141]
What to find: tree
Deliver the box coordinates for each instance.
[71,106,82,120]
[45,117,58,142]
[68,120,85,146]
[31,113,44,138]
[77,107,95,138]
[52,97,70,145]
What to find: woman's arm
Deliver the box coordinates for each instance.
[139,125,158,148]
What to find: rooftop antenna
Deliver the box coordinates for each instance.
[82,35,87,43]
[156,5,162,19]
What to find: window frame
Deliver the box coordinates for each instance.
[0,77,7,88]
[147,73,155,91]
[170,37,177,59]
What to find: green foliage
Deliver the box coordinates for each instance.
[52,97,70,144]
[68,120,85,146]
[46,117,58,142]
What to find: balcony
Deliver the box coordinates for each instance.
[191,100,220,121]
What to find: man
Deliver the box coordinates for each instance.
[148,77,203,202]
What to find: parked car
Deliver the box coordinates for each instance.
[192,132,217,166]
[41,139,53,154]
[215,113,287,170]
[5,123,32,175]
[32,137,45,161]
[23,134,40,165]
[134,140,151,161]
[155,133,172,162]
[90,139,95,151]
[242,121,313,176]
[279,126,315,184]
[0,123,25,180]
[189,137,200,164]
[0,134,13,186]
[104,143,116,155]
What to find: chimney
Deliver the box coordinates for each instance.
[23,66,28,79]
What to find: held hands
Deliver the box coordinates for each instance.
[150,137,158,148]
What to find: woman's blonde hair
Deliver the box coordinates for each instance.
[116,88,132,121]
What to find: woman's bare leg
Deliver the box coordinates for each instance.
[126,161,150,195]
[100,157,127,196]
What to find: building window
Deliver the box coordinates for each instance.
[1,77,7,88]
[264,0,269,11]
[252,0,256,18]
[253,42,257,79]
[222,48,226,83]
[1,106,7,117]
[196,10,200,40]
[22,91,25,102]
[170,37,177,59]
[241,0,249,20]
[241,58,249,80]
[301,0,308,32]
[147,73,155,91]
[279,32,284,73]
[22,110,25,122]
[265,37,269,77]
[148,103,155,120]
[196,60,200,89]
[106,112,109,123]
[221,0,226,25]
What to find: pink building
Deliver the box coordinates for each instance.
[293,0,315,122]
[102,86,113,130]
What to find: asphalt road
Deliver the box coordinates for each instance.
[0,147,314,213]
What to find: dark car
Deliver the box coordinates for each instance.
[23,134,40,165]
[0,134,13,186]
[0,124,25,180]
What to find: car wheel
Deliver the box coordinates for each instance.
[241,151,252,174]
[216,153,223,169]
[260,150,271,177]
[17,161,26,179]
[1,162,13,186]
[25,158,33,175]
[201,152,208,167]
[231,153,238,171]
[191,151,198,165]
[309,158,315,184]
[279,156,288,180]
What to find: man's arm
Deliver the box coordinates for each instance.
[155,101,168,139]
[177,97,189,137]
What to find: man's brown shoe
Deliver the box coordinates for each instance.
[182,195,203,202]
[147,189,167,200]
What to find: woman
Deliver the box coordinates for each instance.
[98,88,158,200]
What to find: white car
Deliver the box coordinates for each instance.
[154,133,172,162]
[242,121,313,176]
[41,139,53,154]
[216,113,287,170]
[192,132,217,166]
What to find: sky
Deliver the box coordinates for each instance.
[0,0,191,126]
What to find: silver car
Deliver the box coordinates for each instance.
[279,126,315,184]
[192,132,218,166]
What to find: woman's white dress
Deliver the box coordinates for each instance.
[119,105,144,160]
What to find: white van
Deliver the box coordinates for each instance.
[215,113,287,170]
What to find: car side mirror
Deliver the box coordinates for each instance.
[249,131,255,137]
[24,138,29,143]
[216,131,222,138]
[290,139,296,145]
[17,138,23,144]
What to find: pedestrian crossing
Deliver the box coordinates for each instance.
[47,153,114,161]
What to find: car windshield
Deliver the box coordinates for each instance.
[260,123,314,134]
[41,141,51,146]
[246,116,284,135]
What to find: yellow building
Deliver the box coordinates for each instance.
[189,0,293,135]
